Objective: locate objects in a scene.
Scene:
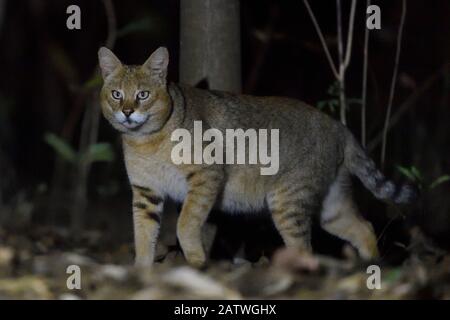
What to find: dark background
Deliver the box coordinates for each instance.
[0,0,449,264]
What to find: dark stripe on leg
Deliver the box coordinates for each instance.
[142,194,163,206]
[132,184,151,193]
[147,212,161,224]
[289,228,310,239]
[133,202,147,209]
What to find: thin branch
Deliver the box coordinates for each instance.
[336,0,356,125]
[336,0,346,124]
[304,0,355,126]
[343,0,356,68]
[361,0,371,147]
[337,0,344,70]
[303,0,339,79]
[380,0,407,166]
[368,65,445,152]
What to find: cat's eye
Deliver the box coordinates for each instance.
[111,90,122,100]
[136,91,150,101]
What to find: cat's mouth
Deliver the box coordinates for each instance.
[113,110,149,131]
[120,118,146,130]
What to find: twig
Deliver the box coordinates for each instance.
[361,0,371,147]
[376,211,402,244]
[336,0,345,124]
[343,0,356,69]
[304,0,355,125]
[337,0,356,125]
[337,0,344,71]
[380,0,407,166]
[302,0,339,79]
[368,65,445,152]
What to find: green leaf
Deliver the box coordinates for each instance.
[44,133,77,163]
[396,165,416,182]
[384,268,403,284]
[329,99,339,112]
[411,166,423,181]
[430,175,450,189]
[327,81,340,96]
[317,99,339,112]
[83,143,115,163]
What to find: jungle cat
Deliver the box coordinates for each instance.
[98,46,416,268]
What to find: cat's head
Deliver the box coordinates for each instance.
[98,47,171,135]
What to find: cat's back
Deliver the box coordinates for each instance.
[176,84,334,132]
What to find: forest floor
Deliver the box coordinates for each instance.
[0,224,449,300]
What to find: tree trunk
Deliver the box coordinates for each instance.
[177,0,242,257]
[180,0,241,93]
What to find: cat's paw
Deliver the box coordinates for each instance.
[134,256,153,268]
[358,243,380,261]
[185,252,207,269]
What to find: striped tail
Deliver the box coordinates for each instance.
[344,132,418,205]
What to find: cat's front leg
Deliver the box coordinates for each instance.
[177,168,223,268]
[131,184,164,267]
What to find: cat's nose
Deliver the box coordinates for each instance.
[122,109,135,117]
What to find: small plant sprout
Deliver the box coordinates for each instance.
[396,165,450,190]
[44,133,115,165]
[317,81,362,115]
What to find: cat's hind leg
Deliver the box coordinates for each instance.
[320,168,379,260]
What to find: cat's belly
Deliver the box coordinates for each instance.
[217,170,267,213]
[217,188,266,213]
[127,157,267,213]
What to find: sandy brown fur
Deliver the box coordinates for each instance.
[98,47,415,267]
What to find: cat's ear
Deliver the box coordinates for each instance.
[98,47,122,79]
[143,47,169,84]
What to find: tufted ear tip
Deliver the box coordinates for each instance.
[153,46,169,57]
[144,47,169,70]
[157,47,169,56]
[98,47,122,79]
[98,46,109,57]
[143,47,169,84]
